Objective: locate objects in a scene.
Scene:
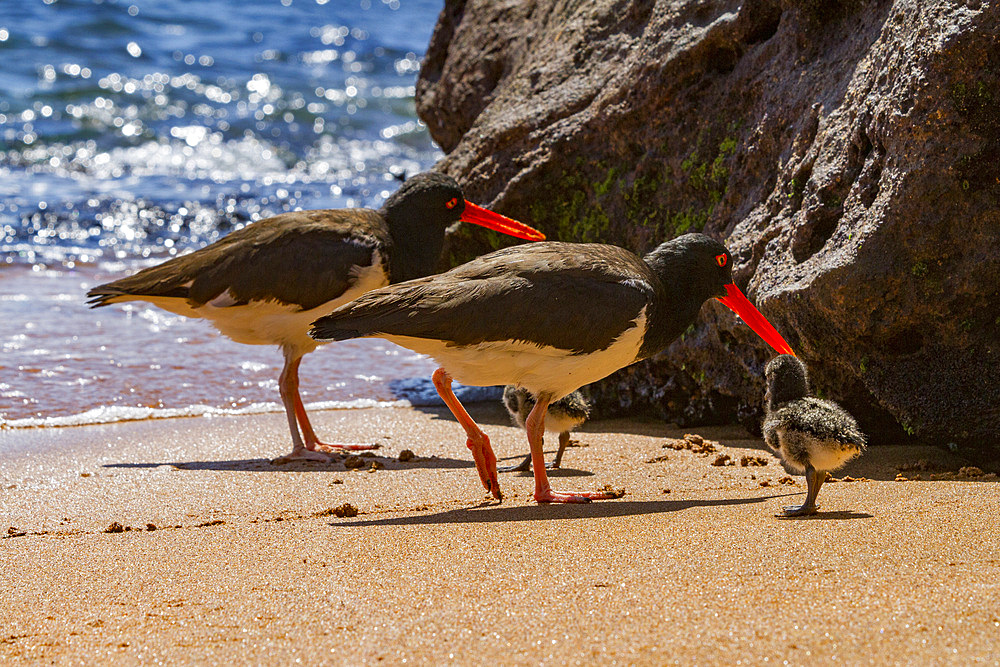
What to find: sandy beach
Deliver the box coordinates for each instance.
[2,405,998,664]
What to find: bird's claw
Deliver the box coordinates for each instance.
[313,441,379,452]
[498,455,532,473]
[271,448,335,464]
[779,504,818,517]
[467,435,501,501]
[534,489,620,504]
[534,490,592,504]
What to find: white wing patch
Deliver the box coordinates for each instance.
[207,289,240,308]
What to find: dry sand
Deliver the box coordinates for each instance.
[2,404,999,664]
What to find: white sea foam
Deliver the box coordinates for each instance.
[0,398,413,430]
[0,379,504,430]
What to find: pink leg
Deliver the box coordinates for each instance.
[432,368,502,500]
[526,395,619,504]
[276,347,377,453]
[274,350,330,462]
[294,391,378,452]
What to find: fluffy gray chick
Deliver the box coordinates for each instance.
[763,355,867,516]
[500,386,590,472]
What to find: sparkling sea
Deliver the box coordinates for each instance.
[0,0,476,427]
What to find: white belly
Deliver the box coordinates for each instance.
[384,309,647,401]
[543,410,585,434]
[773,427,863,473]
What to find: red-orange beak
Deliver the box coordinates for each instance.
[717,283,795,356]
[460,201,546,241]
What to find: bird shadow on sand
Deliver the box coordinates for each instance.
[774,510,874,521]
[497,465,595,479]
[330,494,782,527]
[102,454,473,473]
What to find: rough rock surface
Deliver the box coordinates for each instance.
[417,0,1000,448]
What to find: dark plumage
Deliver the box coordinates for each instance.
[311,233,795,503]
[763,354,867,516]
[86,171,543,462]
[313,242,657,356]
[500,387,590,472]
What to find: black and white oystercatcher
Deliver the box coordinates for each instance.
[86,172,544,462]
[309,233,795,502]
[500,386,589,472]
[762,354,867,516]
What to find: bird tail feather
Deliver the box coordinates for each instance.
[309,322,365,342]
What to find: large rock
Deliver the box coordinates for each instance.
[417,0,1000,447]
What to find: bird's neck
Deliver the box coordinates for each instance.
[767,382,809,412]
[386,213,446,284]
[639,247,721,357]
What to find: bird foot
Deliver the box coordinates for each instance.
[467,435,501,501]
[498,458,560,473]
[271,448,335,464]
[534,489,619,504]
[498,455,532,473]
[780,504,818,517]
[312,441,380,452]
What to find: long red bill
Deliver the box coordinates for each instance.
[717,283,795,356]
[460,200,546,241]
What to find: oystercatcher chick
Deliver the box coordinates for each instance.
[762,354,867,516]
[86,172,544,462]
[500,386,589,472]
[310,233,795,503]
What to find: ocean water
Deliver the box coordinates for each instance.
[0,0,485,428]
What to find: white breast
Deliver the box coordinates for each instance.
[771,426,863,473]
[543,410,586,434]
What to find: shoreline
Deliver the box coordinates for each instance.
[2,405,999,663]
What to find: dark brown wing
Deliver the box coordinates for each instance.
[87,209,390,311]
[310,242,656,354]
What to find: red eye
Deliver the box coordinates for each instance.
[445,197,458,209]
[715,254,727,267]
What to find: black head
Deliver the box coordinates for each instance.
[502,385,534,424]
[644,233,796,358]
[379,171,465,283]
[765,354,810,410]
[643,233,733,298]
[380,171,544,283]
[382,171,466,230]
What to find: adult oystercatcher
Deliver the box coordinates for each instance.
[309,233,795,502]
[86,171,544,462]
[500,386,589,472]
[762,354,867,516]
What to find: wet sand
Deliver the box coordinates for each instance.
[2,405,998,664]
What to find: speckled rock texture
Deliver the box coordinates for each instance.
[417,0,1000,446]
